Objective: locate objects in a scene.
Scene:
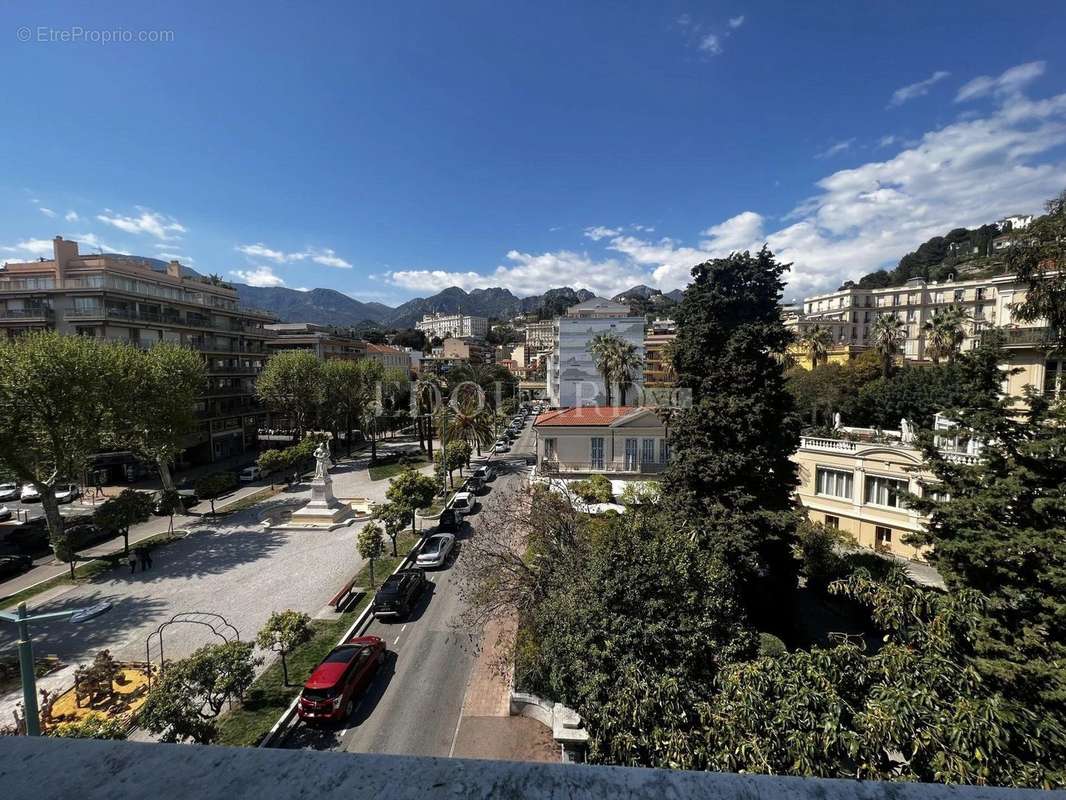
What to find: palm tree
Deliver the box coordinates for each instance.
[923,306,967,365]
[613,339,644,406]
[589,332,619,406]
[872,314,907,378]
[799,324,833,368]
[448,389,495,456]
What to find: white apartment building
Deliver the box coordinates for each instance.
[415,312,488,340]
[548,298,645,407]
[524,319,555,352]
[789,272,1059,400]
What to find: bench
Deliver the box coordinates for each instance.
[329,576,364,611]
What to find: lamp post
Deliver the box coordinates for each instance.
[0,600,112,736]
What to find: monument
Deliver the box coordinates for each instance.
[289,440,350,526]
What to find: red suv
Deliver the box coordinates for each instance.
[297,635,386,723]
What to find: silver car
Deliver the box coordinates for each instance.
[0,483,18,502]
[415,533,455,569]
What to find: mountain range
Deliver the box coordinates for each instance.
[232,283,600,329]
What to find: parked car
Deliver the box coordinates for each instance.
[372,569,428,619]
[65,523,111,549]
[493,441,509,453]
[55,484,82,504]
[436,508,459,533]
[4,517,49,552]
[0,554,33,579]
[238,465,262,483]
[20,484,41,502]
[416,533,455,569]
[471,465,495,483]
[297,635,386,724]
[0,483,18,502]
[0,505,11,522]
[466,475,484,494]
[151,489,198,516]
[450,491,475,517]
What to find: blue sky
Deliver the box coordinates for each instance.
[2,1,1065,305]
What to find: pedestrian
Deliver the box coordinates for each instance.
[142,546,153,571]
[128,552,137,574]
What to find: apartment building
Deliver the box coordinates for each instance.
[547,298,646,407]
[788,273,1056,398]
[265,322,366,361]
[792,417,980,561]
[533,406,669,478]
[0,236,275,464]
[435,337,493,364]
[524,319,555,352]
[415,312,488,340]
[363,342,411,372]
[643,319,677,388]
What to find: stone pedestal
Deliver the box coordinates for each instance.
[289,441,350,526]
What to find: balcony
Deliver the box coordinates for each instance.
[799,435,980,465]
[0,307,54,322]
[541,459,668,476]
[982,326,1055,348]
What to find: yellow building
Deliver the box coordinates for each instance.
[791,422,978,561]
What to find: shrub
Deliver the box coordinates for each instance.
[758,632,787,658]
[570,473,613,504]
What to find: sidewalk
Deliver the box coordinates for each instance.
[0,481,275,605]
[450,612,559,763]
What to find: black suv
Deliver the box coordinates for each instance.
[437,508,459,533]
[372,568,428,619]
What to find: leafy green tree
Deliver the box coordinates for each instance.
[663,248,801,605]
[385,467,437,536]
[194,472,238,515]
[93,488,155,556]
[256,449,287,489]
[118,343,205,491]
[569,473,613,503]
[0,332,123,556]
[374,502,412,557]
[908,337,1066,721]
[434,439,471,490]
[1008,189,1066,347]
[320,359,378,456]
[50,713,128,740]
[792,520,855,595]
[156,489,184,533]
[358,522,386,586]
[871,313,906,379]
[445,389,495,456]
[256,350,322,440]
[695,569,1065,787]
[848,363,973,429]
[139,641,260,744]
[256,610,313,686]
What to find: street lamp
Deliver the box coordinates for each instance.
[0,600,112,736]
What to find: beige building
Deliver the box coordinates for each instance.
[363,342,410,372]
[791,420,980,561]
[533,406,668,478]
[788,273,1059,399]
[265,322,366,361]
[524,319,555,352]
[415,312,488,340]
[0,236,276,464]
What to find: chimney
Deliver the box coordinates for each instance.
[53,236,79,284]
[166,260,182,278]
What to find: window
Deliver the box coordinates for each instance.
[590,437,604,470]
[875,526,892,545]
[976,287,986,301]
[864,475,908,508]
[954,289,964,302]
[824,514,840,529]
[641,438,655,464]
[925,486,951,503]
[624,438,638,470]
[659,439,670,464]
[815,467,853,500]
[543,438,556,461]
[1045,360,1063,399]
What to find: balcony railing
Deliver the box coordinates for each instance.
[799,436,980,465]
[0,307,54,320]
[982,326,1055,347]
[541,459,667,475]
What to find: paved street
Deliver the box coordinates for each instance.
[283,415,542,758]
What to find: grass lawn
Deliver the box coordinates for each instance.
[368,457,429,481]
[215,531,421,747]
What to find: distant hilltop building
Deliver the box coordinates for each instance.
[415,312,488,340]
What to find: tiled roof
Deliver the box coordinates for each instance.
[365,343,404,354]
[533,406,643,427]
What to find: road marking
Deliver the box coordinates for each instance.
[393,635,401,645]
[339,727,349,737]
[448,706,464,758]
[401,624,407,632]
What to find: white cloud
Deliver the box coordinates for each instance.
[676,13,692,27]
[815,138,855,159]
[38,207,56,218]
[878,134,898,148]
[699,33,722,55]
[230,267,285,287]
[2,239,54,258]
[956,60,1045,103]
[385,79,1066,303]
[65,210,79,222]
[74,232,126,253]
[234,243,352,268]
[889,70,950,107]
[584,226,621,241]
[97,208,186,240]
[157,252,194,264]
[729,15,745,28]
